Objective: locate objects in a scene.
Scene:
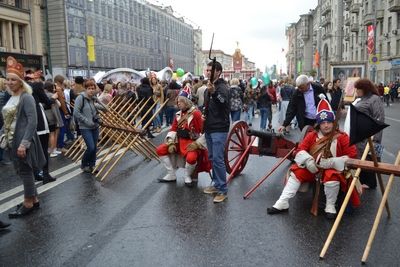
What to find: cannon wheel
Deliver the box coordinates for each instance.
[224,121,252,176]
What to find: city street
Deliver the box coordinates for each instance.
[1,101,400,266]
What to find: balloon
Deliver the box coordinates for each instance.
[262,73,270,85]
[250,77,258,88]
[176,68,185,77]
[172,72,178,80]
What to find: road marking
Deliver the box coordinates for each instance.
[0,168,83,213]
[385,116,400,123]
[0,149,125,213]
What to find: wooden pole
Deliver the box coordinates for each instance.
[361,151,400,264]
[319,140,371,259]
[367,138,390,217]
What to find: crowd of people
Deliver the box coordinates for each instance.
[0,56,394,229]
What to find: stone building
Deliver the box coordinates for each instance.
[46,0,196,78]
[286,0,400,82]
[0,0,43,74]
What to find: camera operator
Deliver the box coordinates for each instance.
[73,80,107,173]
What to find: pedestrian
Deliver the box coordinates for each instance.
[0,77,11,164]
[278,79,295,125]
[243,80,258,127]
[73,79,107,173]
[150,74,164,133]
[228,78,243,122]
[383,84,390,107]
[346,79,385,189]
[156,90,210,186]
[43,81,64,158]
[2,56,46,218]
[203,61,230,203]
[137,77,155,138]
[256,82,273,131]
[30,81,57,184]
[196,80,207,112]
[330,78,343,112]
[98,83,113,106]
[279,74,325,132]
[165,80,180,127]
[268,96,359,219]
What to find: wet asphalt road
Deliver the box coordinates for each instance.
[1,102,400,266]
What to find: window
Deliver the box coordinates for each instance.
[388,16,392,32]
[0,21,3,47]
[80,19,85,34]
[397,39,400,55]
[68,16,74,32]
[387,42,391,57]
[18,25,25,50]
[398,13,400,31]
[101,3,106,16]
[11,24,16,49]
[74,17,80,34]
[379,21,383,36]
[14,0,23,9]
[69,46,76,65]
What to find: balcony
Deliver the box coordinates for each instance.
[300,29,309,40]
[321,16,331,27]
[350,23,359,32]
[376,9,384,20]
[388,0,400,12]
[321,4,332,16]
[344,16,351,26]
[350,3,361,13]
[322,33,332,40]
[363,13,375,26]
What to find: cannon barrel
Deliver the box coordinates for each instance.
[247,128,280,139]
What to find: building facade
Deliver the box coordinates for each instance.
[200,49,256,80]
[46,0,196,78]
[0,0,43,74]
[286,0,400,83]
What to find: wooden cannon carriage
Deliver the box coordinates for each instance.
[223,120,400,264]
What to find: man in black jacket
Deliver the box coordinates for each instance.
[279,75,325,131]
[203,61,230,203]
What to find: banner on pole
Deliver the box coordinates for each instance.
[87,35,96,62]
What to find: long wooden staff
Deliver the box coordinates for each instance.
[94,99,159,176]
[361,151,400,264]
[92,99,154,172]
[98,99,168,181]
[367,138,391,217]
[66,95,125,159]
[76,97,143,162]
[319,140,370,259]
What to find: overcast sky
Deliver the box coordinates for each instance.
[153,0,318,71]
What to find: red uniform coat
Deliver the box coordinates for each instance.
[156,107,211,173]
[291,130,360,207]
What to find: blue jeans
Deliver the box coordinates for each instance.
[165,106,176,126]
[58,115,75,148]
[259,107,272,129]
[205,132,228,194]
[0,147,3,161]
[153,103,162,128]
[245,104,255,125]
[230,110,241,122]
[80,128,99,168]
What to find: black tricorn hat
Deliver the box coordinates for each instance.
[349,104,389,145]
